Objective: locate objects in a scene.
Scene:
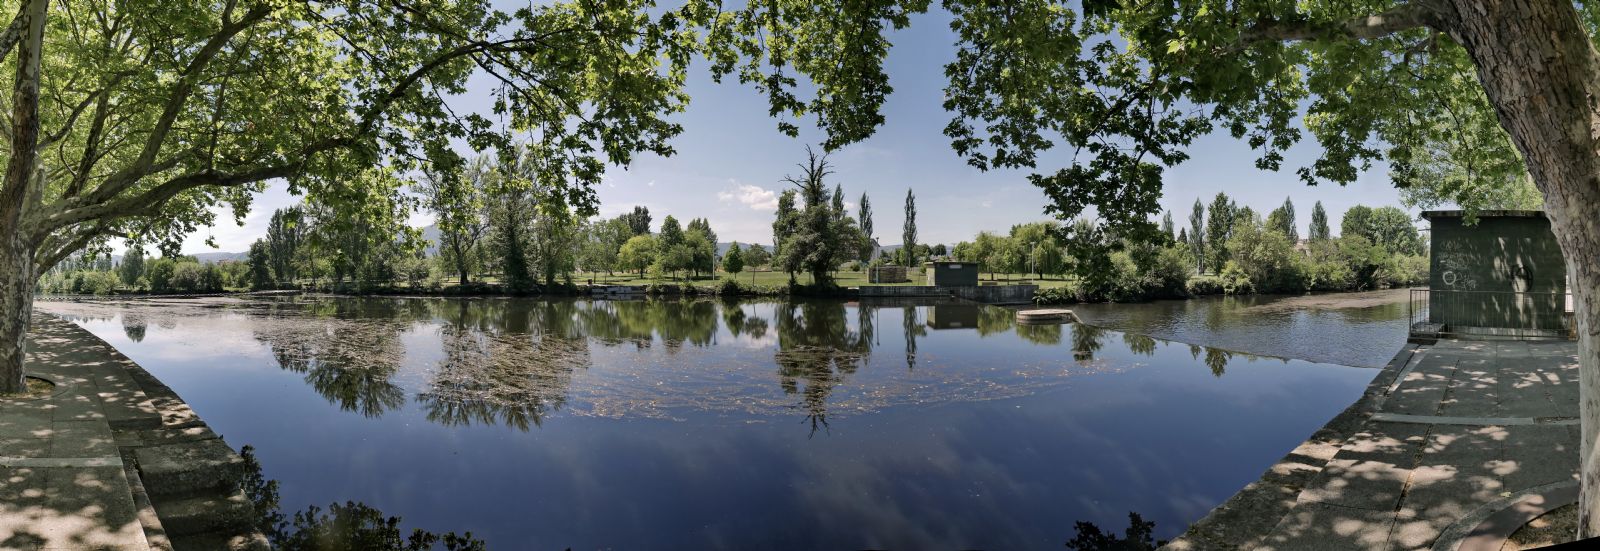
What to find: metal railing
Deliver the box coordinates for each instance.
[1408,288,1574,338]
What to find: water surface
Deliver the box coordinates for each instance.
[1070,289,1411,368]
[42,296,1380,548]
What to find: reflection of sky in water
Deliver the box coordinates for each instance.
[43,297,1379,549]
[1071,290,1411,368]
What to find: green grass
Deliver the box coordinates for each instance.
[572,269,1078,289]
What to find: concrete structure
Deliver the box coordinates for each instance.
[867,265,908,284]
[856,284,1037,305]
[1,315,269,550]
[925,304,978,329]
[924,261,979,287]
[1421,211,1570,338]
[1166,339,1579,551]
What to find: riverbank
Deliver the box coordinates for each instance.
[1166,339,1580,550]
[0,315,267,550]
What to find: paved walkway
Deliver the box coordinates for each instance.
[1,315,265,551]
[1,315,158,550]
[1169,339,1580,551]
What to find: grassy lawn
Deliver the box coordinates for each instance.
[574,270,1077,289]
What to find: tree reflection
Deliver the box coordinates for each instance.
[121,315,146,343]
[901,306,924,371]
[1015,322,1063,346]
[773,301,873,434]
[1071,323,1105,362]
[1204,347,1232,377]
[254,316,408,418]
[1121,333,1156,356]
[419,300,589,431]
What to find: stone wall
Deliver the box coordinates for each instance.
[855,284,1036,304]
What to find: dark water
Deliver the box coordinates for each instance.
[1070,290,1412,368]
[44,296,1379,549]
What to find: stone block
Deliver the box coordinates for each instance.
[134,440,244,498]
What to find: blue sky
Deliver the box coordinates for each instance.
[177,8,1406,254]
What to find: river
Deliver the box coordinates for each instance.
[37,293,1402,548]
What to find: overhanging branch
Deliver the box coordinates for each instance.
[1236,2,1439,47]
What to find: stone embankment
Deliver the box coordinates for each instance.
[0,315,267,550]
[1166,339,1580,551]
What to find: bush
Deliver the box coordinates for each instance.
[1185,274,1226,296]
[1219,261,1253,295]
[171,262,204,292]
[1300,255,1350,291]
[1144,246,1193,298]
[79,271,119,295]
[1033,285,1082,305]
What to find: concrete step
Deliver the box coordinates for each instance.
[135,439,246,497]
[152,489,257,537]
[170,530,271,551]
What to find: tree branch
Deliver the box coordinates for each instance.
[39,163,296,236]
[1236,2,1438,48]
[0,4,26,63]
[78,4,273,208]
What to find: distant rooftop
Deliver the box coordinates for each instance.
[1421,210,1546,220]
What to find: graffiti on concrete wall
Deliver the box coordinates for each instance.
[1436,240,1478,291]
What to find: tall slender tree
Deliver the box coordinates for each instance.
[118,243,145,288]
[902,189,917,267]
[857,192,874,261]
[620,207,653,236]
[1160,211,1175,241]
[1309,202,1332,242]
[1189,199,1207,273]
[1205,193,1235,273]
[265,207,304,285]
[1266,197,1298,241]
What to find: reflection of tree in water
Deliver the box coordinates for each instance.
[1071,323,1105,362]
[121,315,146,343]
[1121,333,1156,356]
[774,301,873,434]
[255,317,408,418]
[975,306,1014,336]
[720,299,771,340]
[241,446,487,550]
[419,300,590,431]
[1204,347,1232,377]
[901,306,924,371]
[586,299,718,351]
[1015,322,1063,346]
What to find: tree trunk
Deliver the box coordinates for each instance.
[1442,0,1600,536]
[0,235,35,394]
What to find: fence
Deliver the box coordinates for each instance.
[1408,288,1574,339]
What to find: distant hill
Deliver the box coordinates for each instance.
[716,242,771,257]
[191,251,247,264]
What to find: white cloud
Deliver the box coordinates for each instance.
[716,183,780,212]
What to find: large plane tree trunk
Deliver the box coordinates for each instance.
[1442,0,1600,536]
[0,0,46,395]
[0,235,35,394]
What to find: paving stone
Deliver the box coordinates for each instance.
[1335,422,1427,463]
[1259,502,1397,551]
[1298,458,1411,511]
[1422,425,1505,467]
[46,421,116,459]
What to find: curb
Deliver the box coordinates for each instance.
[1430,480,1578,551]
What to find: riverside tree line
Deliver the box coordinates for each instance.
[951,194,1426,303]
